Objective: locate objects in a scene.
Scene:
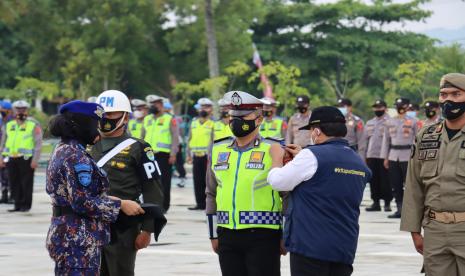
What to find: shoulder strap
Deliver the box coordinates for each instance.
[96,138,137,168]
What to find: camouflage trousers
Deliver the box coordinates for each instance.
[55,266,99,276]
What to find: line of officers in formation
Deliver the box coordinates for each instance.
[2,72,464,276]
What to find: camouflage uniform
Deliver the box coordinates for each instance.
[46,139,121,275]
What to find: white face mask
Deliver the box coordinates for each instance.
[338,107,348,116]
[133,110,144,119]
[309,128,320,145]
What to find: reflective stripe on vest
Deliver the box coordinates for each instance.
[260,118,284,139]
[189,119,214,153]
[211,138,282,230]
[3,120,36,157]
[143,113,173,153]
[128,119,143,139]
[214,121,233,140]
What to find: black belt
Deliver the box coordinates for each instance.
[390,144,412,150]
[52,205,80,217]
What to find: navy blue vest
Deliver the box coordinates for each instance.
[284,138,371,265]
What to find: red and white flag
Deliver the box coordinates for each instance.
[252,44,273,98]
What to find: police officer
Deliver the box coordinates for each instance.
[286,95,312,147]
[46,100,143,275]
[337,98,364,151]
[408,103,424,129]
[206,91,285,276]
[359,100,393,212]
[128,99,148,139]
[401,73,465,276]
[0,101,13,204]
[268,106,371,276]
[213,99,233,141]
[260,97,287,139]
[187,98,215,210]
[422,101,441,127]
[91,90,164,276]
[143,94,179,212]
[0,100,42,212]
[381,97,418,218]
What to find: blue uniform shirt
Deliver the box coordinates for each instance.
[46,139,120,269]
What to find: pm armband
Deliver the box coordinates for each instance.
[206,214,218,239]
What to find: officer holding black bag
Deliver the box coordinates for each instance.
[89,90,165,276]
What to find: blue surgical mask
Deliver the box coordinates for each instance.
[406,111,417,118]
[338,107,348,117]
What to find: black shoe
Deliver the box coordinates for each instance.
[388,211,401,219]
[8,208,20,212]
[188,206,205,211]
[177,178,186,188]
[384,204,392,212]
[19,208,30,212]
[365,202,381,212]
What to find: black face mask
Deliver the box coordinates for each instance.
[220,111,229,119]
[425,109,437,119]
[396,106,406,114]
[263,110,273,117]
[17,114,27,121]
[99,114,124,133]
[149,106,160,115]
[1,112,7,117]
[229,117,257,137]
[374,110,385,117]
[441,100,465,120]
[199,110,209,118]
[298,107,308,114]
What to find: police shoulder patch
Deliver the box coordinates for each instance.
[74,163,92,187]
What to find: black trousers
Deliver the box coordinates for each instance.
[218,227,281,276]
[290,253,353,276]
[7,157,34,210]
[388,160,408,209]
[366,158,392,203]
[193,155,207,209]
[155,152,172,212]
[175,144,186,178]
[0,167,9,192]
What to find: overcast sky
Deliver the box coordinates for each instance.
[314,0,465,32]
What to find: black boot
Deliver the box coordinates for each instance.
[0,190,7,204]
[384,201,392,212]
[365,201,381,212]
[388,203,402,218]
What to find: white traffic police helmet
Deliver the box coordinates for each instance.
[97,90,132,113]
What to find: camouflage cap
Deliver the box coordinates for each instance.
[440,73,465,91]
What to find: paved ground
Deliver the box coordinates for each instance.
[0,169,423,276]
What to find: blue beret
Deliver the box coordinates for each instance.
[1,101,12,110]
[59,100,104,120]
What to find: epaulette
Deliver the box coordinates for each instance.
[263,137,284,144]
[213,136,233,144]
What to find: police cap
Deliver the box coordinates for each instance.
[423,101,440,109]
[12,100,30,109]
[299,106,346,130]
[296,95,310,106]
[131,99,147,107]
[59,100,104,120]
[337,98,352,107]
[224,91,269,116]
[395,97,410,107]
[440,73,465,91]
[372,99,387,108]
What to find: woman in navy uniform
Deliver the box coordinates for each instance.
[46,100,144,275]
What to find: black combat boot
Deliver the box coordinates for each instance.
[384,201,392,212]
[365,201,381,212]
[0,190,7,204]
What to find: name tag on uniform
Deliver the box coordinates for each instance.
[245,151,265,170]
